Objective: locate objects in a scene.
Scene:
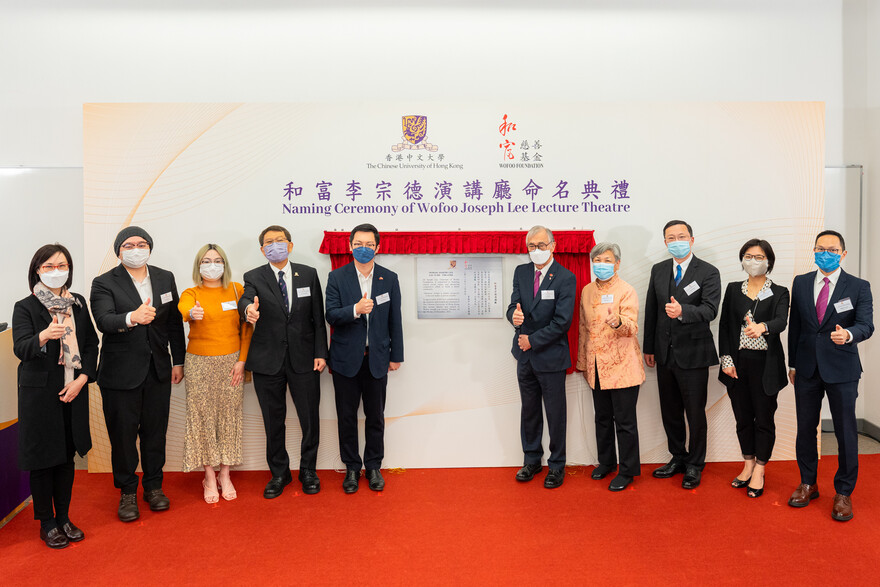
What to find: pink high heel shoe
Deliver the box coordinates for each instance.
[203,478,219,504]
[218,476,237,501]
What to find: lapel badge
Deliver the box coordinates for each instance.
[549,273,554,280]
[294,272,299,277]
[379,276,384,280]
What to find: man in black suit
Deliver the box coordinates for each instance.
[787,230,874,521]
[325,224,404,493]
[643,220,721,489]
[506,225,577,489]
[239,225,328,498]
[90,226,186,522]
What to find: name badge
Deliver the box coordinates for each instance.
[601,294,614,304]
[221,301,237,311]
[683,281,700,296]
[541,290,555,300]
[160,292,173,305]
[376,292,391,305]
[834,298,854,313]
[757,289,773,301]
[296,287,311,298]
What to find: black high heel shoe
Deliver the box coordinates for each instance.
[747,482,764,498]
[731,477,751,489]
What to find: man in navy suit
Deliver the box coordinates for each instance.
[326,224,403,493]
[787,230,873,521]
[506,226,577,489]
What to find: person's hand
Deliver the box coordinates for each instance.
[389,362,401,372]
[314,358,326,372]
[58,375,87,403]
[190,301,204,321]
[230,361,245,386]
[604,306,620,328]
[743,315,765,338]
[665,296,682,319]
[40,315,68,345]
[644,353,656,368]
[512,303,524,327]
[722,366,738,379]
[518,334,531,351]
[355,292,374,315]
[171,366,184,384]
[131,298,156,325]
[246,296,260,324]
[831,324,849,345]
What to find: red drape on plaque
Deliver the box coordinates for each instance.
[319,230,595,374]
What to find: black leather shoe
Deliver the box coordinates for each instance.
[682,466,702,489]
[263,472,293,499]
[608,474,633,492]
[366,469,385,491]
[591,464,617,480]
[343,470,360,494]
[515,464,543,482]
[544,468,565,489]
[652,460,687,479]
[143,488,170,511]
[118,493,139,522]
[40,526,69,549]
[299,469,321,495]
[60,521,84,542]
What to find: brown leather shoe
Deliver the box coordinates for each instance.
[788,483,819,507]
[832,494,853,521]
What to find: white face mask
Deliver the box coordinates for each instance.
[529,248,552,266]
[121,248,150,268]
[39,269,69,289]
[741,258,769,277]
[200,262,225,281]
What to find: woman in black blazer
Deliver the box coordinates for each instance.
[12,244,98,549]
[718,239,789,498]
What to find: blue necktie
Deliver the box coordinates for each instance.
[674,264,682,286]
[278,270,289,313]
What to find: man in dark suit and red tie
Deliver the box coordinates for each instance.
[325,224,404,493]
[787,230,874,521]
[507,225,577,489]
[239,225,328,498]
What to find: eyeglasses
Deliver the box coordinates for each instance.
[200,259,225,265]
[263,237,289,246]
[814,247,842,254]
[120,242,150,250]
[664,235,691,243]
[352,242,377,249]
[743,255,766,261]
[527,242,552,252]
[40,263,69,271]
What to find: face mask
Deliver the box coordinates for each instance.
[263,242,289,263]
[667,240,691,259]
[39,269,69,289]
[815,251,841,273]
[741,258,768,277]
[200,263,225,281]
[352,246,375,264]
[592,263,615,281]
[122,248,150,268]
[529,248,552,266]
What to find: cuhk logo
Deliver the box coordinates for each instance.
[392,115,438,152]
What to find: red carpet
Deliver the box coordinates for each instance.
[1,459,878,585]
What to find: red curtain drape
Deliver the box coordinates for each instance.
[319,230,595,373]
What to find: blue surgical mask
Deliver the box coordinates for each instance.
[667,240,691,259]
[352,246,375,264]
[263,241,289,263]
[814,251,841,273]
[592,263,615,281]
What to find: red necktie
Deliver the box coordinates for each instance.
[816,277,830,323]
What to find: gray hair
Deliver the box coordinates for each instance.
[590,242,621,262]
[526,225,554,243]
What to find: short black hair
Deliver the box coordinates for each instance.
[350,223,380,246]
[258,225,291,246]
[28,243,74,291]
[738,239,776,273]
[663,220,693,238]
[815,230,846,252]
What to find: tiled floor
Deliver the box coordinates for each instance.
[821,432,880,455]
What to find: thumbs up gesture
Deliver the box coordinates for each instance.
[665,295,682,319]
[41,314,68,344]
[604,305,620,328]
[743,314,766,338]
[190,300,204,321]
[831,323,850,345]
[246,296,260,324]
[512,302,524,327]
[132,297,156,325]
[355,291,374,315]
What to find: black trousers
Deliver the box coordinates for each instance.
[517,360,567,470]
[332,353,387,470]
[656,358,709,469]
[252,357,321,477]
[728,350,778,464]
[30,403,75,524]
[794,370,860,496]
[592,373,640,477]
[101,362,170,493]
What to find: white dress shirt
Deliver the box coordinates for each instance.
[354,264,374,345]
[125,268,153,327]
[672,254,693,281]
[813,267,852,343]
[271,261,293,312]
[534,258,554,288]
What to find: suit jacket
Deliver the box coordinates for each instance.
[788,269,874,383]
[506,260,577,372]
[718,280,789,395]
[90,264,186,389]
[12,292,98,470]
[643,255,721,369]
[238,262,329,375]
[325,262,404,379]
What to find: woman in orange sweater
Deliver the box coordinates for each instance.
[178,244,252,503]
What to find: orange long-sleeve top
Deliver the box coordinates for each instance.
[178,282,252,361]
